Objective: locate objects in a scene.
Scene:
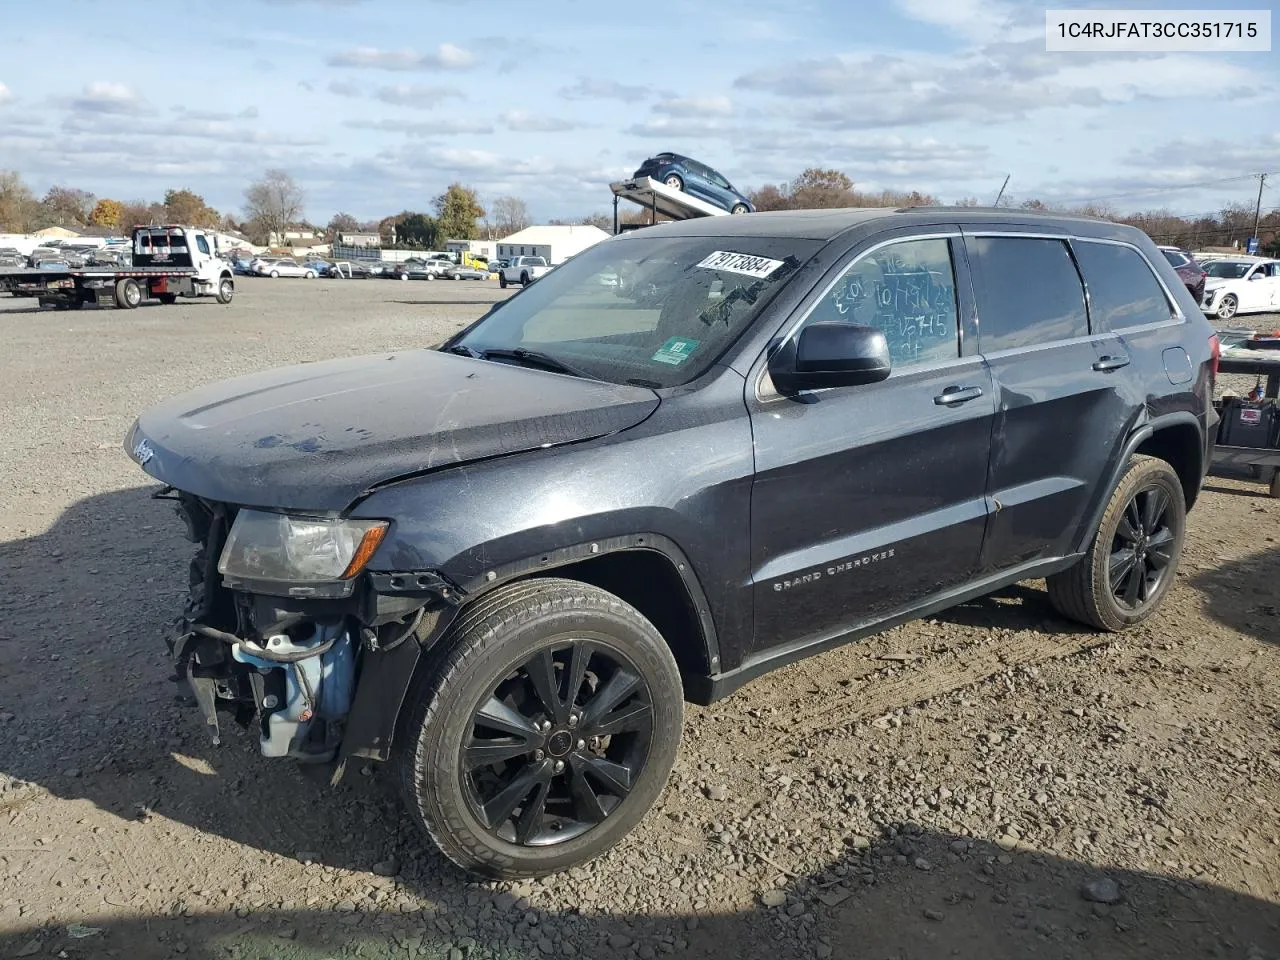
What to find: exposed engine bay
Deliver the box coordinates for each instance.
[163,489,455,776]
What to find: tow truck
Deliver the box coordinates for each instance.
[0,224,235,310]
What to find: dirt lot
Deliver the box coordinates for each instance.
[1,278,1278,960]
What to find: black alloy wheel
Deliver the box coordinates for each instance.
[1108,484,1176,611]
[462,639,653,846]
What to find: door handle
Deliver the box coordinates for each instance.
[1092,354,1130,372]
[934,385,984,405]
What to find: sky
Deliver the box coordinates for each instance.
[0,0,1277,226]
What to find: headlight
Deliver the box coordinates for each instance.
[218,510,389,583]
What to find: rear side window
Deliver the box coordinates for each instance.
[969,237,1088,352]
[1074,241,1173,331]
[804,237,959,369]
[1161,249,1189,268]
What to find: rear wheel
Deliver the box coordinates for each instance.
[397,578,683,880]
[521,273,530,285]
[115,278,141,310]
[304,270,316,279]
[1047,455,1185,631]
[157,293,178,305]
[269,270,280,278]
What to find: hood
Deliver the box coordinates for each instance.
[126,349,659,512]
[1204,277,1232,291]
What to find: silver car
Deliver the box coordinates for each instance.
[259,259,318,279]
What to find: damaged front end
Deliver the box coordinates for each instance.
[162,489,459,779]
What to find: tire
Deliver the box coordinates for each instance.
[401,273,409,281]
[397,578,683,880]
[216,277,234,304]
[1268,468,1280,499]
[664,174,684,191]
[730,204,749,215]
[157,293,178,305]
[305,271,316,279]
[269,270,279,278]
[1215,293,1238,321]
[115,278,141,310]
[520,273,530,285]
[1047,455,1186,631]
[500,275,508,288]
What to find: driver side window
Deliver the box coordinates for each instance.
[196,236,211,255]
[802,237,960,369]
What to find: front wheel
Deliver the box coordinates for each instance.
[664,174,684,191]
[499,275,508,288]
[397,578,683,880]
[730,203,749,214]
[1214,293,1238,320]
[216,277,234,304]
[157,293,178,305]
[1047,455,1186,631]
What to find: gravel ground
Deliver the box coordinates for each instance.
[1,278,1278,960]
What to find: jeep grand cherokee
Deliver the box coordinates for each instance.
[126,207,1219,879]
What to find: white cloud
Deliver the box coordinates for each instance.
[65,81,150,115]
[893,0,1034,43]
[501,110,585,133]
[558,77,650,101]
[327,43,476,71]
[0,83,12,104]
[344,117,493,136]
[328,80,463,106]
[653,96,733,117]
[624,116,735,138]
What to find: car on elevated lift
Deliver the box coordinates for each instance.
[126,206,1218,880]
[631,152,754,215]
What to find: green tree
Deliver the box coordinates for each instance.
[397,212,440,248]
[327,211,359,238]
[433,183,485,240]
[164,189,220,228]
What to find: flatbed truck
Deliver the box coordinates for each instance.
[0,225,235,310]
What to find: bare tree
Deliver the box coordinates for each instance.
[244,169,305,245]
[0,170,40,232]
[490,195,530,237]
[41,186,96,227]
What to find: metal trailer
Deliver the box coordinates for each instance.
[0,265,226,310]
[609,176,731,232]
[1212,329,1280,497]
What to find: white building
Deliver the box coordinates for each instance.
[445,238,498,260]
[495,225,609,265]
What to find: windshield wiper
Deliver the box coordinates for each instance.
[479,347,594,380]
[445,343,479,357]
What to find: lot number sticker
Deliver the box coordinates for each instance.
[651,337,701,365]
[695,250,785,279]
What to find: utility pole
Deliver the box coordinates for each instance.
[1251,173,1267,251]
[993,175,1010,208]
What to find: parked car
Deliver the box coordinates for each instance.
[229,257,256,276]
[303,260,332,276]
[490,258,509,275]
[444,264,490,281]
[126,207,1218,881]
[329,261,377,279]
[1157,245,1207,303]
[499,255,551,287]
[632,152,754,214]
[259,259,318,279]
[1200,257,1280,320]
[405,258,454,281]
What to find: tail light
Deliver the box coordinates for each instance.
[1209,333,1220,389]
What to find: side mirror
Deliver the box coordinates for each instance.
[768,322,892,394]
[1249,272,1264,280]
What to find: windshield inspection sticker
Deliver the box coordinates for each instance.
[695,250,785,279]
[651,336,700,366]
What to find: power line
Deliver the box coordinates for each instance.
[1059,172,1276,207]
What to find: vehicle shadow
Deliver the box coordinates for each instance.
[1,488,1277,960]
[1190,546,1280,647]
[0,822,1276,960]
[931,582,1091,634]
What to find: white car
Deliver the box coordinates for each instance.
[1200,257,1280,320]
[259,259,317,279]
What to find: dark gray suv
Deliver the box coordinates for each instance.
[125,207,1220,879]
